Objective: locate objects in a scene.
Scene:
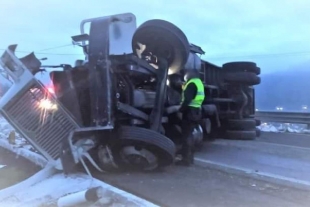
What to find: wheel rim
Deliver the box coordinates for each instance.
[120,146,158,170]
[193,125,203,145]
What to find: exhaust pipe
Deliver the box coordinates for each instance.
[88,18,114,128]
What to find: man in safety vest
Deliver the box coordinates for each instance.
[177,69,205,166]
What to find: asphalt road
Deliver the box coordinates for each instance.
[98,162,310,207]
[257,131,310,148]
[95,132,310,207]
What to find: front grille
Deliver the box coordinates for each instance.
[3,82,79,160]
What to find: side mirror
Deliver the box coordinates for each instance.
[71,34,90,46]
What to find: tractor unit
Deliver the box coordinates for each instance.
[0,13,261,174]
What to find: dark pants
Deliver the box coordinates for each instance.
[180,107,202,162]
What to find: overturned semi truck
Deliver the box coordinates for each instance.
[0,13,261,173]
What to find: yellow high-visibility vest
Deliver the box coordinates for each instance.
[181,78,205,108]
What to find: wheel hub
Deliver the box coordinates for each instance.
[97,145,118,169]
[120,146,158,170]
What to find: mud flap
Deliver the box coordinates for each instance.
[59,132,78,174]
[59,128,114,175]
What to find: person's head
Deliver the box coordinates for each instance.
[184,69,199,82]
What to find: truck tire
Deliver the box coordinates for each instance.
[132,19,190,75]
[227,119,256,130]
[111,126,176,171]
[255,119,261,126]
[225,130,256,140]
[223,62,260,75]
[224,72,261,85]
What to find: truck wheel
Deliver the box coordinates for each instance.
[255,119,261,126]
[227,119,256,130]
[132,19,190,75]
[225,130,256,140]
[110,126,176,171]
[224,72,261,85]
[222,62,260,75]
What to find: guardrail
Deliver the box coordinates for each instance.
[255,111,310,125]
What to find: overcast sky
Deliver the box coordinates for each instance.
[0,0,310,80]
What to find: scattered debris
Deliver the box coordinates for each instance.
[57,186,104,207]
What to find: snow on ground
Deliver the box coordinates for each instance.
[1,172,158,207]
[0,117,158,207]
[0,117,46,167]
[0,117,34,150]
[258,122,310,134]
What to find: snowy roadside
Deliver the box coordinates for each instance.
[0,116,47,168]
[258,122,310,134]
[0,117,158,207]
[1,173,159,207]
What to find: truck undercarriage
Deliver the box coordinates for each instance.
[0,13,261,174]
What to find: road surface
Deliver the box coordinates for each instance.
[95,132,310,207]
[98,159,310,207]
[0,148,40,190]
[257,131,310,148]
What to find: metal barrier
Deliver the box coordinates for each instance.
[255,111,310,125]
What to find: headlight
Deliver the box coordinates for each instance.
[47,87,55,94]
[38,99,58,110]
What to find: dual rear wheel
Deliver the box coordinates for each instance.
[222,62,261,86]
[97,126,176,172]
[224,118,261,140]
